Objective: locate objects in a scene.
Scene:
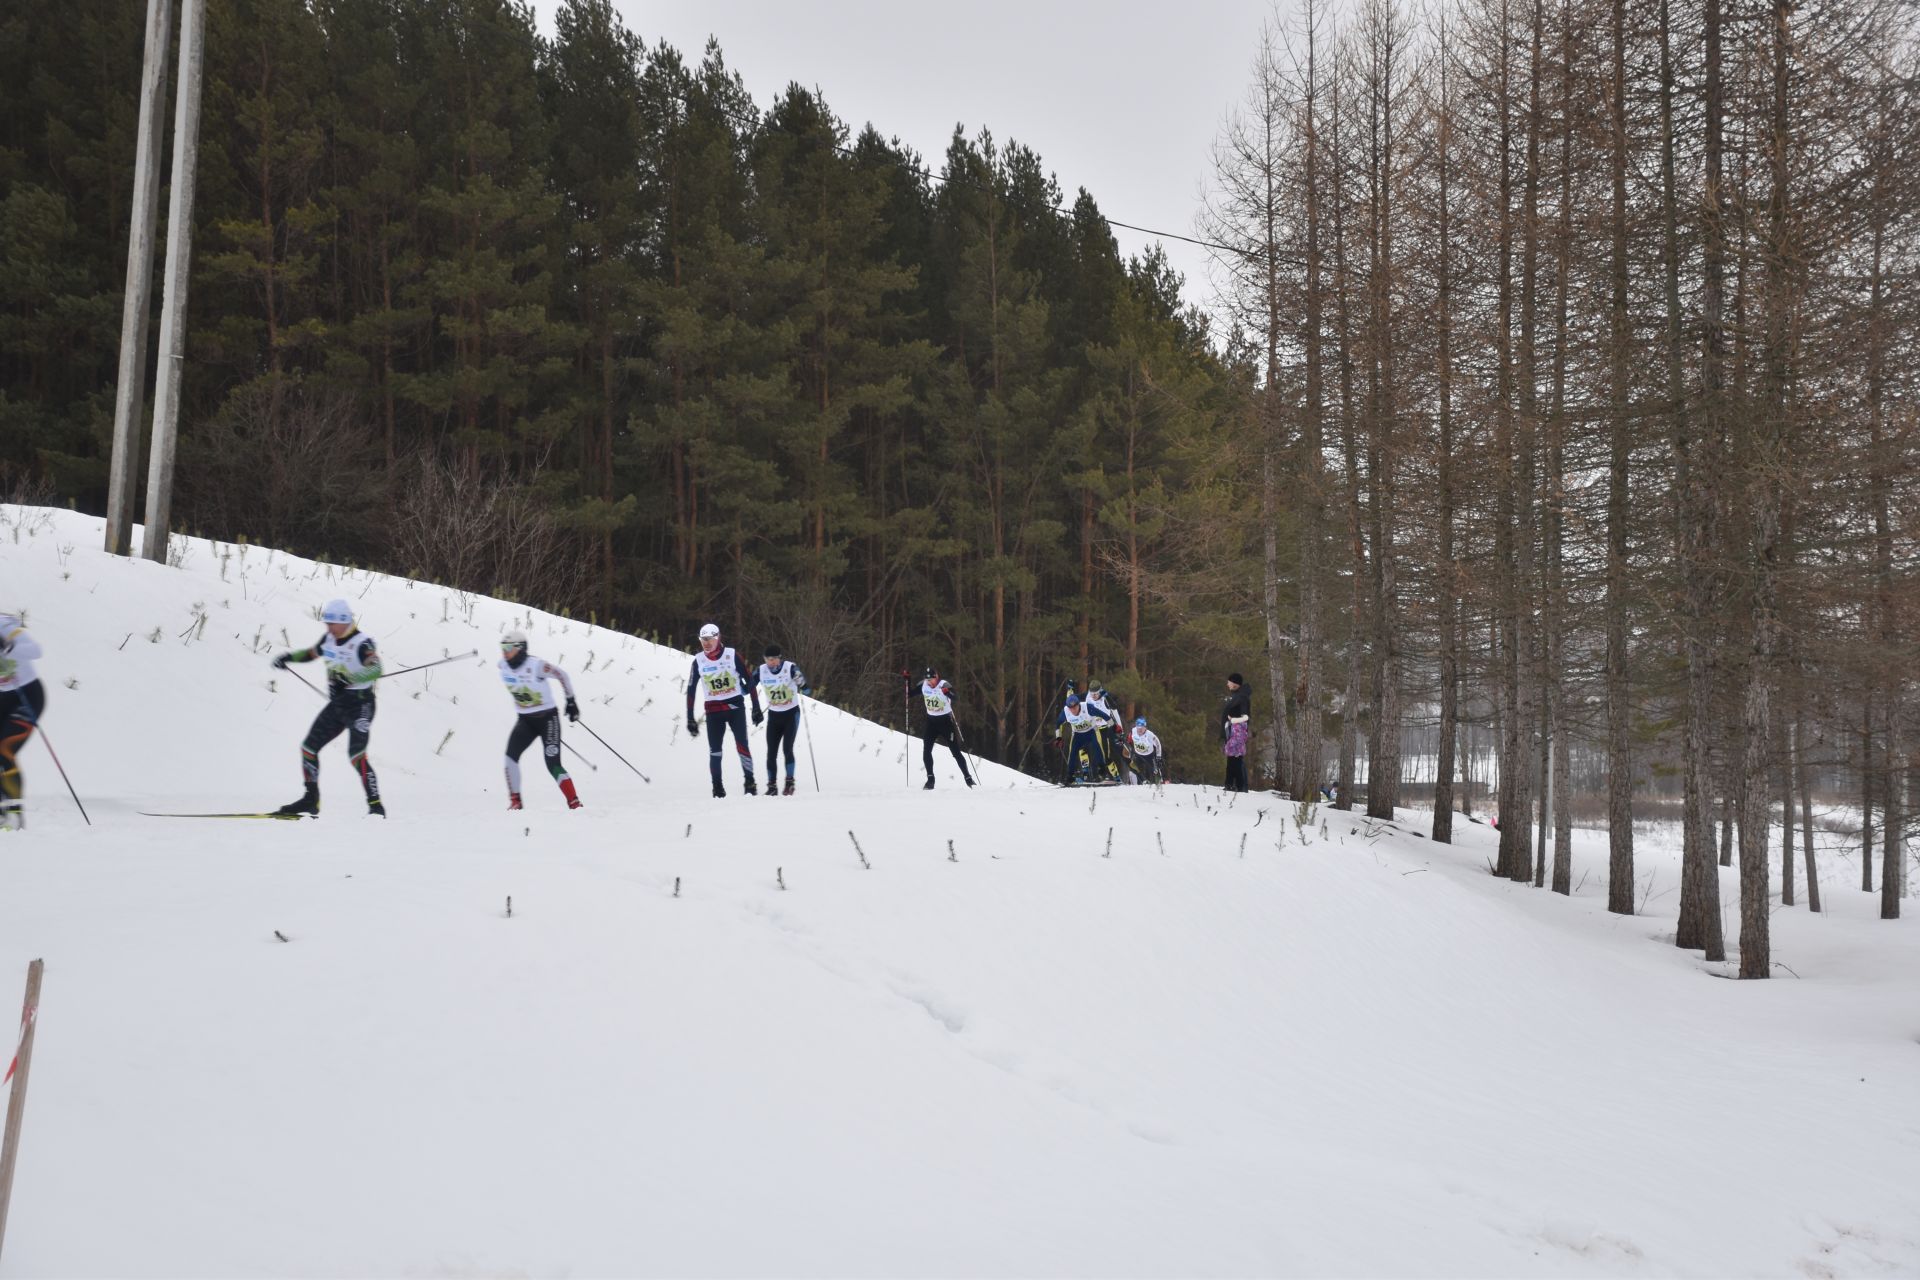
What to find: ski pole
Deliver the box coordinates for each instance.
[576,720,649,784]
[561,739,599,772]
[378,649,479,680]
[802,701,820,793]
[33,725,90,826]
[283,667,325,697]
[901,670,911,789]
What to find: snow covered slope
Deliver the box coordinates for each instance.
[1,505,1917,1278]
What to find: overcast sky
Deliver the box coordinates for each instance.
[529,0,1269,322]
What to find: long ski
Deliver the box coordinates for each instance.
[140,811,314,820]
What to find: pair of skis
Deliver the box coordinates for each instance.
[141,811,312,820]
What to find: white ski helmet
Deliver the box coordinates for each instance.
[501,628,528,650]
[321,598,354,625]
[699,622,721,642]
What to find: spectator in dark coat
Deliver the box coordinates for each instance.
[1221,673,1251,792]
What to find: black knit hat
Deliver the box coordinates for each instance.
[1227,672,1244,685]
[763,643,783,658]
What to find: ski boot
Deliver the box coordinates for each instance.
[367,798,386,818]
[712,781,727,799]
[923,776,935,790]
[765,778,779,797]
[567,797,584,810]
[0,803,21,831]
[507,793,524,811]
[743,775,758,796]
[964,775,977,789]
[783,777,796,797]
[274,791,320,818]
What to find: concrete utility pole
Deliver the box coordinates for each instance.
[104,0,175,557]
[140,0,207,565]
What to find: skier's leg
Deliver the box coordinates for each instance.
[944,724,970,781]
[540,711,580,806]
[346,701,381,808]
[922,722,936,781]
[779,714,798,778]
[727,705,754,783]
[0,686,38,826]
[704,711,727,788]
[503,715,540,798]
[300,702,351,799]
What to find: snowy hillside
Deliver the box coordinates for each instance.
[1,505,1917,1278]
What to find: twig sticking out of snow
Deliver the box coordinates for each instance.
[273,930,289,943]
[684,823,691,839]
[777,868,786,891]
[1157,832,1167,857]
[1104,827,1112,858]
[673,877,681,898]
[947,840,956,863]
[1089,790,1098,814]
[1239,833,1247,859]
[848,831,870,870]
[505,897,512,918]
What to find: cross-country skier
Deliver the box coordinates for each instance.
[1221,672,1251,793]
[685,622,761,797]
[1128,716,1165,785]
[756,644,808,796]
[1085,680,1124,781]
[497,629,582,811]
[913,665,974,790]
[0,612,47,831]
[271,599,384,817]
[1059,692,1109,784]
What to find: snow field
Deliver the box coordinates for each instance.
[1,506,1917,1277]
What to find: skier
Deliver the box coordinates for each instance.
[0,612,46,831]
[1128,715,1165,785]
[271,599,384,817]
[1059,692,1108,784]
[756,644,808,796]
[1221,672,1251,793]
[497,629,583,811]
[1085,680,1124,781]
[913,665,974,790]
[685,622,762,797]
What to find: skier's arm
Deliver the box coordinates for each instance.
[347,637,382,688]
[546,660,580,720]
[685,657,699,730]
[274,633,326,668]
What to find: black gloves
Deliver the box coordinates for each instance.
[751,706,764,727]
[565,697,580,723]
[686,716,698,737]
[271,652,290,669]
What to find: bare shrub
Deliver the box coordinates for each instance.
[391,454,588,609]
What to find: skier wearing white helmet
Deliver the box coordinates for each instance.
[497,629,582,811]
[684,622,763,797]
[270,598,384,817]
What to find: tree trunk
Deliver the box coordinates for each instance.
[1603,0,1635,913]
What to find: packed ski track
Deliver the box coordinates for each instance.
[1,505,1916,1278]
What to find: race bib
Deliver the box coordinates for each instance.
[704,668,738,695]
[769,683,796,707]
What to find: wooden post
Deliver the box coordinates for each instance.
[0,958,45,1264]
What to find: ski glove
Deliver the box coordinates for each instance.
[686,717,698,737]
[271,652,291,669]
[751,706,764,727]
[564,697,580,723]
